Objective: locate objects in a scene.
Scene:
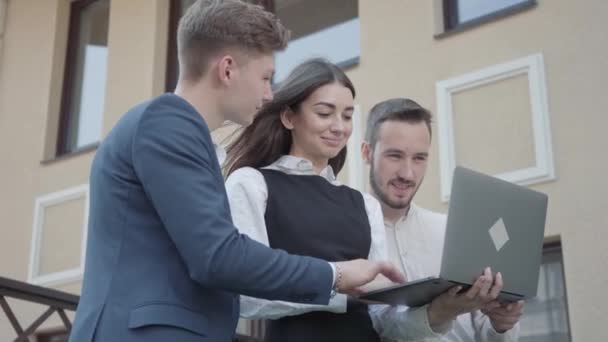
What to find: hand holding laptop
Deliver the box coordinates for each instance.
[481,299,525,333]
[427,267,502,329]
[357,167,548,307]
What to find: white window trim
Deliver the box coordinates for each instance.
[0,0,7,52]
[436,53,555,202]
[28,184,89,287]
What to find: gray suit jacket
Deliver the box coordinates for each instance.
[69,94,332,342]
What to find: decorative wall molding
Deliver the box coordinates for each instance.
[436,53,555,201]
[0,0,6,36]
[28,184,89,287]
[347,105,365,192]
[0,0,7,55]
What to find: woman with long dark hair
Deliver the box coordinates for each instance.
[224,58,395,342]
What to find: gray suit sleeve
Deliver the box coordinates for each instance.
[131,106,332,305]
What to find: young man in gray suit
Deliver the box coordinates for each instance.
[69,1,403,341]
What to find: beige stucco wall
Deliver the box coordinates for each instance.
[1,0,606,340]
[347,0,608,340]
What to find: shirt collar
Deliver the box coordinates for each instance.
[271,155,336,182]
[385,203,419,228]
[214,144,226,166]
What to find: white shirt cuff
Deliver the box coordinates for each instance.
[329,262,337,297]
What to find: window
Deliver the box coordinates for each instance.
[442,0,536,33]
[273,0,358,82]
[165,0,196,92]
[57,0,109,156]
[166,0,359,89]
[519,241,571,341]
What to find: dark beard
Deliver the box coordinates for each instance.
[369,163,421,210]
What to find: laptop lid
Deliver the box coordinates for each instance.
[439,166,548,298]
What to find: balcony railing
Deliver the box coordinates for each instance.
[0,276,77,341]
[0,276,262,341]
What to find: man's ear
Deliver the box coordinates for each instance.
[361,141,372,165]
[217,55,236,84]
[280,108,296,130]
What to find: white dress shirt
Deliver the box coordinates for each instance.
[380,203,520,342]
[214,144,227,165]
[225,155,386,319]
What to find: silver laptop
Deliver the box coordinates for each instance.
[358,166,548,307]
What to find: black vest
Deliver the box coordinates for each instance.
[260,169,381,342]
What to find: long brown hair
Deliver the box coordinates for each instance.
[224,58,355,176]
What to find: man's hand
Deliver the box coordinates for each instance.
[333,259,405,296]
[427,267,502,330]
[482,300,525,333]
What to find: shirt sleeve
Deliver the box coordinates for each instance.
[369,304,449,341]
[473,310,520,342]
[225,167,347,319]
[361,193,450,341]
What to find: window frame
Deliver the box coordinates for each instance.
[517,239,573,342]
[56,0,107,157]
[541,240,572,330]
[437,0,537,38]
[165,0,182,93]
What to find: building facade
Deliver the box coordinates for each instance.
[0,0,606,340]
